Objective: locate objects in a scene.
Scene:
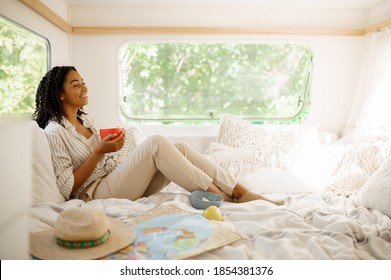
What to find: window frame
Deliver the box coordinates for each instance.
[0,15,51,117]
[118,36,313,126]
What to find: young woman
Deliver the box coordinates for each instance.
[33,66,283,205]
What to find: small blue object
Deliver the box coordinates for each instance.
[190,191,223,210]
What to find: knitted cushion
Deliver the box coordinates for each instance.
[115,126,146,164]
[204,142,264,177]
[354,155,391,217]
[327,141,390,196]
[216,114,319,171]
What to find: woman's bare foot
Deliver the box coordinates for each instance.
[232,184,284,206]
[273,200,285,206]
[207,183,284,205]
[236,192,284,205]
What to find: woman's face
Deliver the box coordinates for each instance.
[60,70,88,110]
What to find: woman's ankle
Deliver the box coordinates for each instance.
[232,183,248,200]
[207,184,235,202]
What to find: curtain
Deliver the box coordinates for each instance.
[346,28,391,142]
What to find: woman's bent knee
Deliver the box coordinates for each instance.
[174,142,187,153]
[148,134,167,146]
[147,134,188,155]
[149,134,177,152]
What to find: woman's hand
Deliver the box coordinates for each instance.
[70,131,125,196]
[71,131,126,196]
[95,130,126,155]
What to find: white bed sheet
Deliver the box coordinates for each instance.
[29,184,391,260]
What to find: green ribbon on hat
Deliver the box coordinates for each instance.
[56,230,110,249]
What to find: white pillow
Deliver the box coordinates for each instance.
[290,144,348,190]
[115,126,146,163]
[204,142,264,177]
[217,114,319,170]
[354,156,391,217]
[326,141,389,196]
[31,122,65,205]
[239,168,313,194]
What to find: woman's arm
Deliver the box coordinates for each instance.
[71,149,103,196]
[46,130,78,199]
[71,131,126,196]
[46,122,126,199]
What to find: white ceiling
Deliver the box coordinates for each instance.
[60,0,386,9]
[48,0,390,30]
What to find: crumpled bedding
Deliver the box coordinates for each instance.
[29,185,391,260]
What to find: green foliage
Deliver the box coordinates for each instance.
[0,16,49,117]
[119,42,312,124]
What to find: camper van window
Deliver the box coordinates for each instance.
[119,42,312,124]
[0,16,49,117]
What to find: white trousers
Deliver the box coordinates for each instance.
[91,135,238,200]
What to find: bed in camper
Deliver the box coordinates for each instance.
[1,0,391,264]
[29,114,391,260]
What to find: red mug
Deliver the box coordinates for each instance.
[99,127,124,140]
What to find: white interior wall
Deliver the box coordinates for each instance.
[71,34,364,139]
[41,0,68,22]
[367,0,391,25]
[0,0,374,140]
[69,6,367,29]
[67,2,372,139]
[0,119,31,259]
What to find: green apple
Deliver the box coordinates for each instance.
[202,206,223,221]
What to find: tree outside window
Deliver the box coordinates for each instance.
[119,42,312,124]
[0,16,49,117]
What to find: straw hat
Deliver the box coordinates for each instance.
[30,208,136,260]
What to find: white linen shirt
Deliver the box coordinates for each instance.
[44,114,117,200]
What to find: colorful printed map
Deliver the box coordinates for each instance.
[102,214,212,260]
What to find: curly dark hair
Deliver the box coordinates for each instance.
[33,66,85,128]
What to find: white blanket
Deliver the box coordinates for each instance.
[29,185,391,260]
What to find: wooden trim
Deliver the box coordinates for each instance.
[21,0,72,33]
[20,0,389,37]
[364,18,391,34]
[72,26,364,36]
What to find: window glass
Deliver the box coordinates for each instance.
[0,16,49,117]
[119,41,312,124]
